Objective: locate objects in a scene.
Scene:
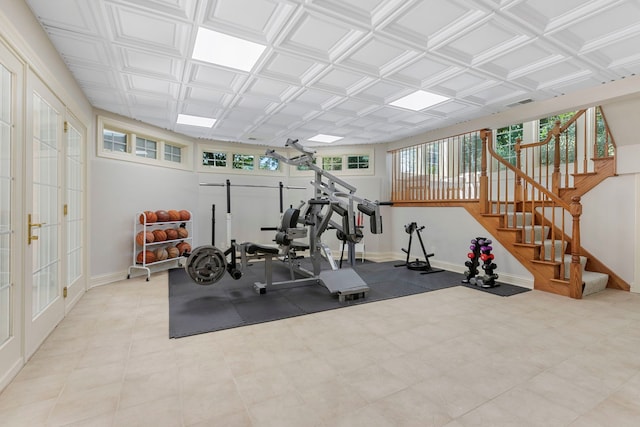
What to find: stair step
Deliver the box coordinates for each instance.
[582,271,609,296]
[523,225,550,243]
[563,254,587,278]
[505,212,533,227]
[541,240,568,261]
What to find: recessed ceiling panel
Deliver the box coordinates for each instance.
[46,30,110,65]
[107,3,190,54]
[245,77,299,102]
[182,86,227,105]
[549,2,640,51]
[356,80,406,103]
[68,65,116,89]
[27,0,100,35]
[515,60,591,89]
[385,0,476,44]
[119,47,182,80]
[388,56,456,86]
[209,0,278,32]
[259,52,325,85]
[311,67,374,96]
[125,74,179,98]
[279,12,365,61]
[187,63,244,91]
[339,36,418,76]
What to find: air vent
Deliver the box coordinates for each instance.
[506,98,533,108]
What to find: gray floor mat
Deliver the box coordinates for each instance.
[168,260,529,338]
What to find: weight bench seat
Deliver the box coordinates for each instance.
[245,243,280,255]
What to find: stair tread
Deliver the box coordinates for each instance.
[513,242,539,248]
[572,171,597,177]
[531,259,561,266]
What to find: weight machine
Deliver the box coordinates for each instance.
[185,138,384,301]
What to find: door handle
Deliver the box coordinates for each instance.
[28,214,46,245]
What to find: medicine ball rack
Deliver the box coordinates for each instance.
[128,210,193,281]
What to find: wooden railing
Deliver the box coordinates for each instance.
[390,131,483,203]
[516,106,617,195]
[483,129,584,298]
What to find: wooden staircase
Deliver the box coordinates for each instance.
[464,201,628,298]
[390,106,630,298]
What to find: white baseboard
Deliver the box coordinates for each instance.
[388,252,534,289]
[89,271,129,288]
[0,357,23,393]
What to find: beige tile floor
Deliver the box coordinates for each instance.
[2,272,640,426]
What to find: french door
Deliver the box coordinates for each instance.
[24,72,65,359]
[0,39,23,388]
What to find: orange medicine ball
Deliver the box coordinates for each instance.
[167,247,180,258]
[135,231,155,246]
[164,228,178,240]
[179,210,191,221]
[152,229,167,242]
[177,227,189,238]
[136,250,156,264]
[168,210,181,221]
[139,211,157,224]
[155,210,170,222]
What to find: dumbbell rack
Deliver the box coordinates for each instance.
[127,211,193,281]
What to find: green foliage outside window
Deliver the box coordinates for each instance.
[202,151,226,167]
[233,154,254,170]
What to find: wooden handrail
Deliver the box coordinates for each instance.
[518,109,587,150]
[484,130,570,210]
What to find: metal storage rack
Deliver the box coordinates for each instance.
[127,210,193,281]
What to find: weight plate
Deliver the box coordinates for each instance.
[185,245,227,285]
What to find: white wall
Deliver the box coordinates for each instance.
[389,206,532,287]
[90,157,199,280]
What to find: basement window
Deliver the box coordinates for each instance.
[165,144,182,163]
[233,154,254,170]
[347,155,369,169]
[203,151,227,167]
[103,129,127,153]
[136,136,157,159]
[322,156,342,171]
[97,116,192,171]
[259,156,279,171]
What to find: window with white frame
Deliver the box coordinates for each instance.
[103,129,127,153]
[97,116,192,170]
[347,155,369,169]
[203,151,227,167]
[165,144,182,163]
[233,154,254,170]
[136,136,157,159]
[259,156,279,171]
[322,156,342,171]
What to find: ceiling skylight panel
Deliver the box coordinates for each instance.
[308,134,343,143]
[177,113,216,127]
[192,27,266,72]
[390,90,450,111]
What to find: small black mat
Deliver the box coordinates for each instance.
[168,260,529,338]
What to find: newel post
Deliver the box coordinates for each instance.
[552,119,561,195]
[479,129,490,214]
[569,196,583,299]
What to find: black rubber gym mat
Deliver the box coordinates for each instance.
[168,261,529,338]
